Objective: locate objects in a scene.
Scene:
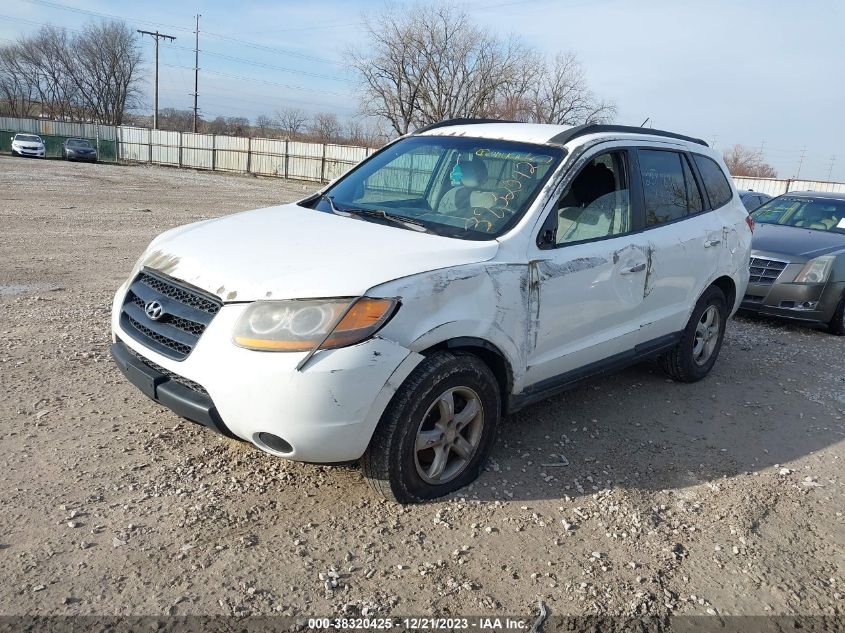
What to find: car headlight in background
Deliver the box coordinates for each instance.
[233,297,398,352]
[794,255,834,284]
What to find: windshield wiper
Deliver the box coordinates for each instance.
[345,208,432,233]
[318,193,351,217]
[318,194,432,234]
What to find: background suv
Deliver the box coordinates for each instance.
[110,121,752,502]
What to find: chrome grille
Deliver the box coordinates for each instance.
[119,270,222,361]
[749,257,788,285]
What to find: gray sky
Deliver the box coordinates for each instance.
[1,0,843,181]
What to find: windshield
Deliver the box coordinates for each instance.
[752,196,845,233]
[68,139,92,148]
[15,134,41,143]
[310,135,563,240]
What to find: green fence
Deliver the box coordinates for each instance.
[1,129,116,161]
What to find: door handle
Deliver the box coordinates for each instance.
[704,239,722,248]
[620,262,646,275]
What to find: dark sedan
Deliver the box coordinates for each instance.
[62,138,97,162]
[741,191,845,334]
[738,189,772,212]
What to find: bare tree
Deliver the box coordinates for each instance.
[0,20,141,124]
[523,52,616,125]
[348,3,614,134]
[157,108,194,131]
[723,144,778,178]
[66,21,143,125]
[254,114,277,138]
[275,106,308,137]
[309,111,341,143]
[0,44,39,117]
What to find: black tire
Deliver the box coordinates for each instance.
[361,351,500,503]
[827,293,845,336]
[659,285,728,382]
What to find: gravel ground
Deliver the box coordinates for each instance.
[0,156,843,622]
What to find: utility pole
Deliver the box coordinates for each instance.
[192,15,201,133]
[828,155,836,181]
[138,30,176,130]
[795,146,807,179]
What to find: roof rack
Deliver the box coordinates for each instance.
[413,118,517,134]
[549,124,708,147]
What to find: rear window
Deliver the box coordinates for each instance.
[638,149,701,226]
[693,154,733,209]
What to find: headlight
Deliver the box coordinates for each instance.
[233,297,398,352]
[794,255,834,283]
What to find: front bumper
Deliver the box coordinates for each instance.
[741,279,844,324]
[111,341,233,436]
[14,148,45,157]
[67,152,97,161]
[110,285,423,462]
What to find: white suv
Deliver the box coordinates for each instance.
[110,121,752,503]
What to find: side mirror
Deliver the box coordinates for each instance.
[536,212,558,250]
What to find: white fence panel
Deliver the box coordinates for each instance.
[250,138,288,177]
[732,177,788,196]
[324,144,368,181]
[118,126,150,162]
[0,116,38,133]
[182,133,213,169]
[789,180,845,194]
[150,130,180,165]
[214,135,249,172]
[288,141,324,181]
[733,176,845,196]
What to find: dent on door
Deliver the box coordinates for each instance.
[525,238,651,386]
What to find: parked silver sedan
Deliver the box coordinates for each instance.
[741,191,845,334]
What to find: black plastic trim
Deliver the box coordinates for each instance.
[110,341,235,438]
[548,124,708,148]
[509,332,682,412]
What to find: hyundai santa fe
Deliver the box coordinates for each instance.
[110,120,752,503]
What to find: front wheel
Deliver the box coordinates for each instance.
[660,285,728,382]
[361,351,500,503]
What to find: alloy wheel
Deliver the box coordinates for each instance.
[693,305,721,365]
[414,386,484,484]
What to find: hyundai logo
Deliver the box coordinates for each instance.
[144,300,164,321]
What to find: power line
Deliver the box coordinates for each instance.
[166,44,352,83]
[19,0,343,66]
[160,63,352,97]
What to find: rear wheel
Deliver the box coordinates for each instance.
[361,351,500,503]
[660,285,728,382]
[827,293,845,336]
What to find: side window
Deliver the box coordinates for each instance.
[639,149,697,226]
[555,151,631,245]
[682,155,704,212]
[693,154,734,209]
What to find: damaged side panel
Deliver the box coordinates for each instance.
[372,263,533,389]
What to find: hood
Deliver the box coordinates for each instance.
[139,203,499,301]
[751,222,845,261]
